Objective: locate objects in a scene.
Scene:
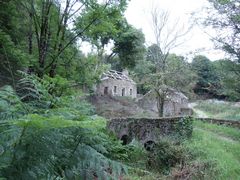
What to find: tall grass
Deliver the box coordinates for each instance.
[195,100,240,120]
[194,120,240,141]
[184,121,240,180]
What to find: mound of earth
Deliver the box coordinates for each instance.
[89,95,158,119]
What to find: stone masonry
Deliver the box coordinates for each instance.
[107,117,193,149]
[96,70,137,98]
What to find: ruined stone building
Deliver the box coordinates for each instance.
[96,70,137,98]
[137,88,191,116]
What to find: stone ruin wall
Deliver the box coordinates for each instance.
[96,78,137,98]
[137,92,192,117]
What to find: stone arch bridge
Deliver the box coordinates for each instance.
[107,117,193,149]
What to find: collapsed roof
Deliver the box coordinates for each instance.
[100,70,135,83]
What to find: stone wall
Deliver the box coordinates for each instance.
[107,117,193,146]
[96,78,137,98]
[137,91,191,116]
[196,118,240,128]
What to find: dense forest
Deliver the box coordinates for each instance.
[0,0,240,179]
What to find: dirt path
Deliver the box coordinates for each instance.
[188,102,209,118]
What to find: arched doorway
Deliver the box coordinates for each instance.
[121,135,130,145]
[144,140,156,151]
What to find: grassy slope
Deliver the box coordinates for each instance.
[195,100,240,120]
[185,121,240,180]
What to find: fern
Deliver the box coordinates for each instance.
[0,73,128,179]
[0,115,127,179]
[16,71,56,109]
[0,85,27,120]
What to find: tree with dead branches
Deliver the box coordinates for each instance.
[148,7,191,117]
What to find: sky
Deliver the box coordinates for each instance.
[124,0,226,61]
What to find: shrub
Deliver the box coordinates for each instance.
[147,138,189,174]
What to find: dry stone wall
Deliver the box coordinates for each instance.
[196,118,240,128]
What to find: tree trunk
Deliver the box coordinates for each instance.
[157,95,164,117]
[49,0,70,77]
[27,0,34,74]
[155,89,165,117]
[31,0,52,78]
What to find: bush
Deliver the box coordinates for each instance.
[147,138,189,174]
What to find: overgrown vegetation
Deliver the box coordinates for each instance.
[1,0,240,179]
[1,76,240,179]
[0,74,128,179]
[195,100,240,120]
[184,121,240,180]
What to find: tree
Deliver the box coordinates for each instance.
[191,55,220,97]
[135,47,195,116]
[75,5,146,70]
[202,0,240,100]
[113,26,146,69]
[0,0,30,87]
[3,0,127,79]
[75,2,126,57]
[214,59,240,100]
[146,8,190,116]
[204,0,240,62]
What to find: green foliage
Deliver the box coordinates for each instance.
[192,55,220,97]
[148,138,189,174]
[0,115,127,179]
[17,71,58,109]
[75,1,145,70]
[74,54,110,89]
[0,90,127,179]
[132,58,155,94]
[75,2,125,49]
[164,54,196,96]
[184,120,240,179]
[135,52,196,93]
[0,30,29,86]
[174,117,193,139]
[43,75,72,97]
[206,0,240,62]
[0,85,26,120]
[0,71,129,179]
[113,26,146,69]
[199,0,240,100]
[214,59,240,100]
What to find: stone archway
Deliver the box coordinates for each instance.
[144,140,156,151]
[121,135,131,145]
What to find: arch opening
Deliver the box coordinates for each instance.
[144,140,156,151]
[121,135,130,145]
